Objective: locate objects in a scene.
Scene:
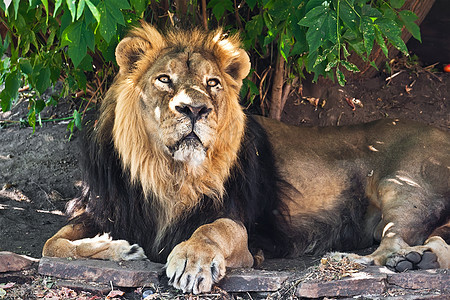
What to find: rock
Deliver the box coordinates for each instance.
[388,269,450,292]
[219,268,290,292]
[0,251,38,272]
[38,257,163,287]
[295,268,387,298]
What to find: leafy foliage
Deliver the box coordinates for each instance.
[0,0,422,128]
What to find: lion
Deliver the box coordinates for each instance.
[43,23,450,294]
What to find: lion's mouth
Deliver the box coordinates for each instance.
[167,131,207,166]
[167,131,203,154]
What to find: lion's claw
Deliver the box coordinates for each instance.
[165,242,226,294]
[386,250,439,272]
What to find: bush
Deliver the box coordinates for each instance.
[0,0,421,128]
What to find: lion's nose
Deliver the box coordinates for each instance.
[176,104,212,121]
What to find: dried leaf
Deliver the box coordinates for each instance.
[106,290,125,299]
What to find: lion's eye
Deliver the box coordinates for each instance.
[157,75,171,84]
[207,78,220,87]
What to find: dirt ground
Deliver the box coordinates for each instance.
[1,4,450,297]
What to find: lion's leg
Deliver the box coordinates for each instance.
[165,218,253,294]
[43,223,146,261]
[355,179,449,271]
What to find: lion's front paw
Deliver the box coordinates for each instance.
[165,241,226,294]
[77,234,147,261]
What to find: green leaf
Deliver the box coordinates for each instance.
[34,99,46,113]
[0,35,10,57]
[246,0,257,10]
[341,60,360,72]
[28,109,36,131]
[12,0,20,19]
[399,10,421,42]
[41,0,49,23]
[54,0,63,14]
[67,119,75,139]
[66,0,77,21]
[19,58,33,75]
[85,0,101,23]
[390,0,405,9]
[339,1,358,33]
[73,109,82,130]
[374,25,388,57]
[376,18,408,55]
[305,0,326,12]
[61,19,95,67]
[325,60,338,72]
[76,0,85,20]
[207,0,233,21]
[298,5,326,27]
[130,0,146,16]
[336,68,346,86]
[342,43,350,58]
[0,70,20,111]
[370,60,379,70]
[361,16,375,55]
[35,67,51,95]
[98,0,130,43]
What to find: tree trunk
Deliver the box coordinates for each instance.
[347,0,435,80]
[269,52,285,120]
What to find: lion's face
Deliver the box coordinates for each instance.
[102,23,250,204]
[139,51,225,167]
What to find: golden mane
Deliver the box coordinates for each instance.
[96,23,249,227]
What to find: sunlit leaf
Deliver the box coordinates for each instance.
[85,0,100,23]
[66,0,76,21]
[336,68,346,86]
[76,0,85,20]
[341,60,360,72]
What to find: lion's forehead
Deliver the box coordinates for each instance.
[153,51,220,81]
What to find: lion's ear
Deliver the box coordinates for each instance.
[214,32,251,81]
[224,49,251,81]
[115,37,152,73]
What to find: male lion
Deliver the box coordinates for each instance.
[43,23,450,294]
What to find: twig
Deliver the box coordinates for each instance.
[201,0,207,29]
[233,0,243,30]
[385,70,403,82]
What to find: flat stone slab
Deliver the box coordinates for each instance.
[295,266,450,299]
[219,268,290,292]
[38,257,290,292]
[0,251,38,272]
[296,268,387,298]
[38,257,163,287]
[388,269,450,292]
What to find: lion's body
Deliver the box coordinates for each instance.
[260,117,449,254]
[43,23,450,294]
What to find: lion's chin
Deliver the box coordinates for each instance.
[170,135,207,168]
